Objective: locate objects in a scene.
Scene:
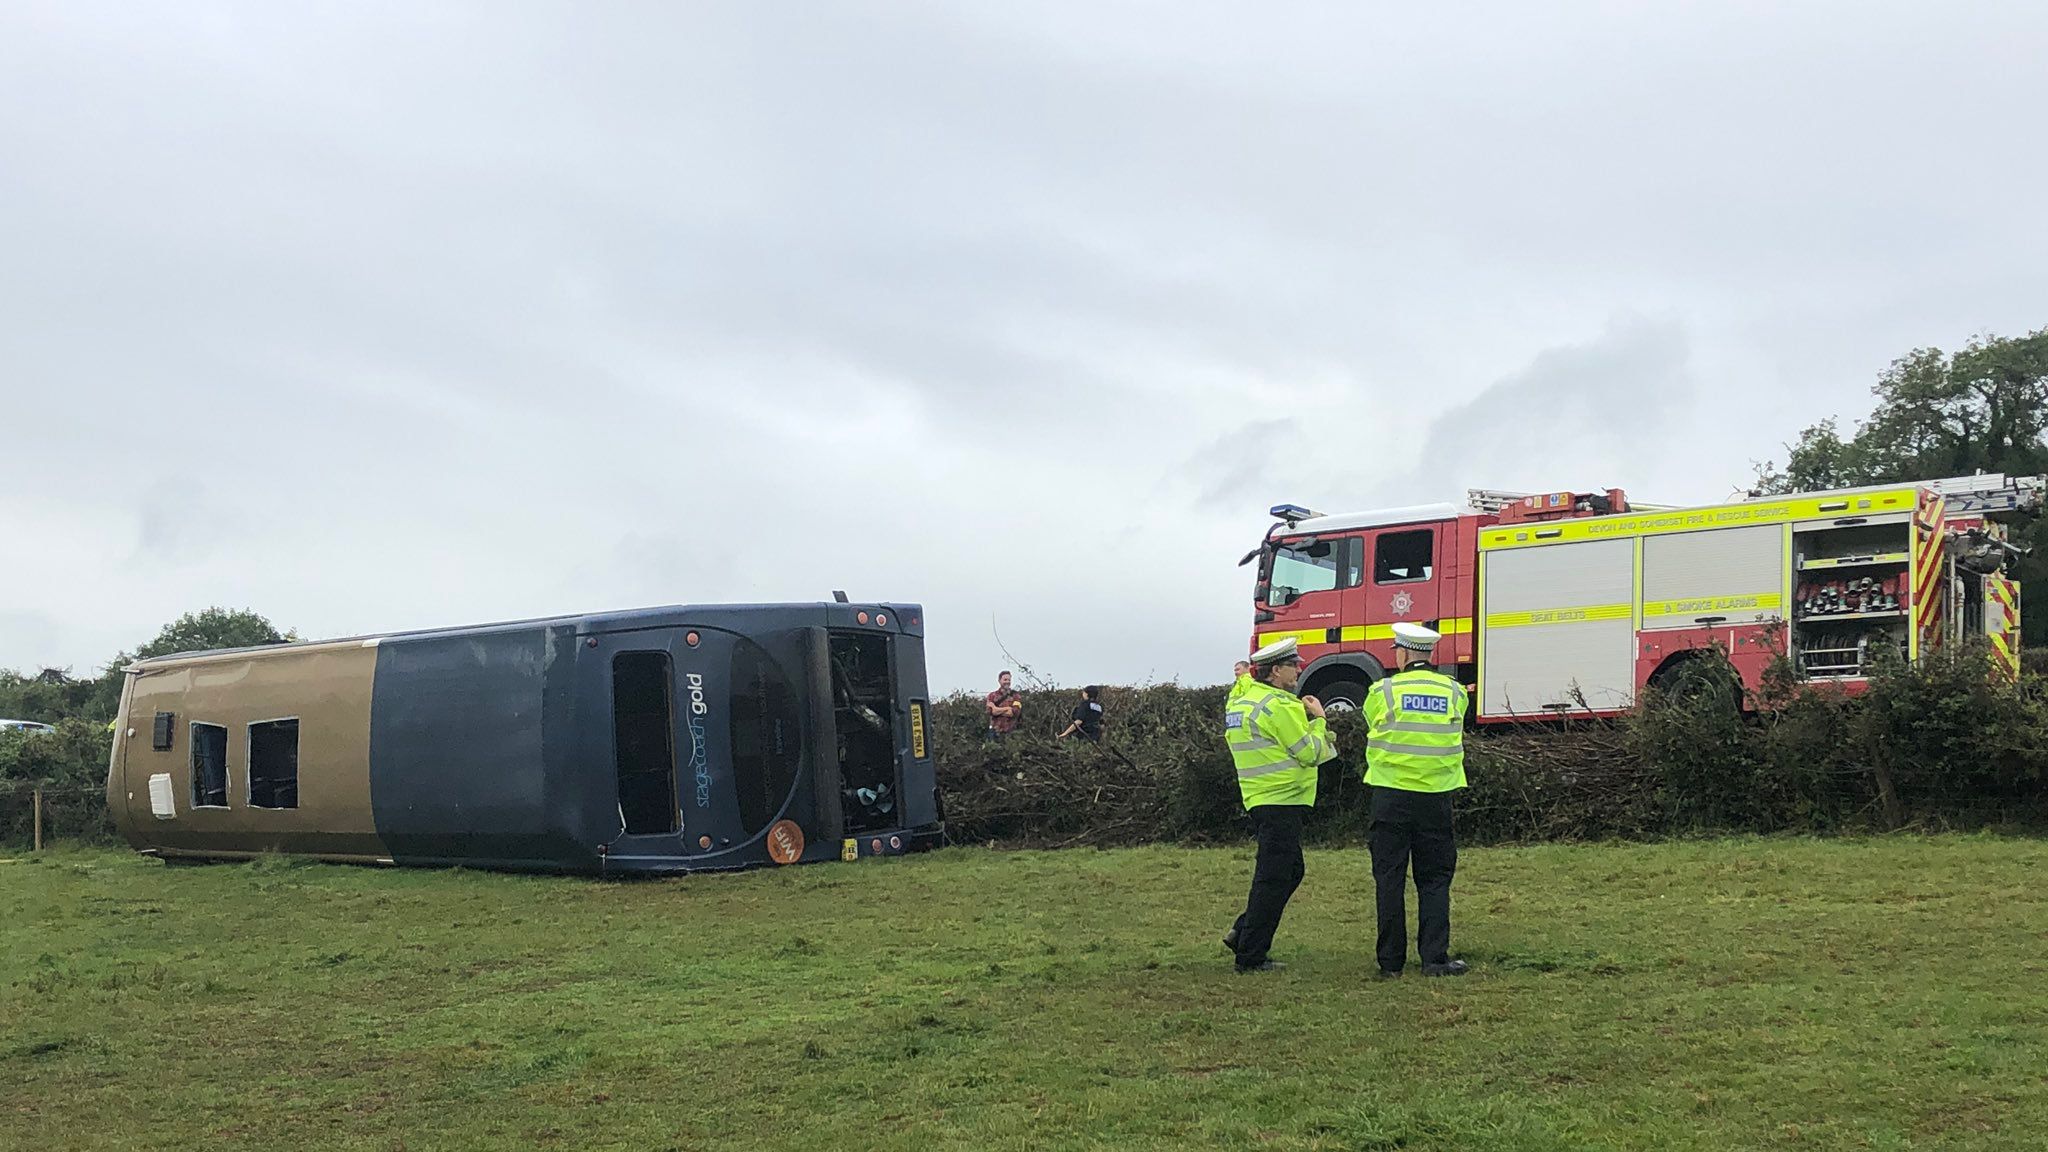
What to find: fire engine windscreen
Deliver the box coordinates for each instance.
[1266,538,1363,607]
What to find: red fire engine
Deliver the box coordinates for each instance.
[1245,475,2038,720]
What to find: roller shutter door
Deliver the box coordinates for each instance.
[1480,538,1636,718]
[1640,525,1784,630]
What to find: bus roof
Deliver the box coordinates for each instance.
[126,601,921,672]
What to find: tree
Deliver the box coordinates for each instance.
[4,609,296,724]
[1757,326,2048,639]
[129,607,294,661]
[1756,331,2048,494]
[0,668,100,724]
[86,608,296,719]
[1752,417,1862,495]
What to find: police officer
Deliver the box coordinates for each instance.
[1362,622,1469,978]
[1228,659,1253,705]
[1221,637,1336,973]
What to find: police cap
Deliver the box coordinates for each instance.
[1392,622,1441,652]
[1248,636,1301,667]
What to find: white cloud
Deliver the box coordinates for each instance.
[2,0,2045,692]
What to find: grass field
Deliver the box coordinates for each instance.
[5,837,2047,1151]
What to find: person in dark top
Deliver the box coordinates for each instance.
[1059,685,1104,742]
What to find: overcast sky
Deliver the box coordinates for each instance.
[4,1,2045,694]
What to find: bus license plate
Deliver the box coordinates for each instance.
[909,702,927,759]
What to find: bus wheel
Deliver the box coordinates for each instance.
[1314,678,1369,716]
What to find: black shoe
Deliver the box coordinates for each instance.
[1376,968,1402,980]
[1235,960,1285,974]
[1222,929,1240,953]
[1421,960,1469,977]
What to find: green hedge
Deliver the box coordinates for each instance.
[1,718,118,844]
[935,649,2048,848]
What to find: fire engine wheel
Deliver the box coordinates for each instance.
[1647,653,1747,714]
[1313,678,1369,716]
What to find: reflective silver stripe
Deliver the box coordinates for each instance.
[1383,720,1456,734]
[1230,735,1280,752]
[1366,738,1462,757]
[1286,731,1324,756]
[1236,762,1297,779]
[1378,678,1397,716]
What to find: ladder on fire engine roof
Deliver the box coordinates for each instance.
[1469,475,2045,520]
[1923,473,2046,516]
[1464,490,1528,515]
[1464,489,1678,515]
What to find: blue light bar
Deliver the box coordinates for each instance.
[1269,503,1320,523]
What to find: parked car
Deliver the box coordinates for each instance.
[0,719,58,735]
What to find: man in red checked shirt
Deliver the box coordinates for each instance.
[984,670,1023,741]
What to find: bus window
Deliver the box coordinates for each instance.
[612,652,680,835]
[191,722,229,808]
[729,639,802,836]
[248,719,299,809]
[830,631,901,834]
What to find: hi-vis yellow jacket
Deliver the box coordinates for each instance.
[1224,680,1333,809]
[1362,667,1468,792]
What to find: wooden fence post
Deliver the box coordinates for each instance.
[33,786,43,852]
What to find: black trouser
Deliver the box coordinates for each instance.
[1233,804,1308,968]
[1369,787,1457,972]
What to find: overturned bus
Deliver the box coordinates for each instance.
[105,601,943,873]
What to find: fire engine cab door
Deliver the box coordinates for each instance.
[1261,534,1364,652]
[1365,524,1447,639]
